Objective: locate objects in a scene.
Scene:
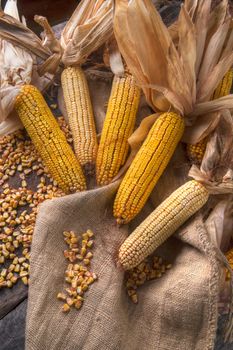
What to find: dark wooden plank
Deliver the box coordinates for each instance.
[18,0,79,34]
[1,0,79,34]
[0,285,27,320]
[0,299,27,350]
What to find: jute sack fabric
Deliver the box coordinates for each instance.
[25,71,222,350]
[25,179,220,350]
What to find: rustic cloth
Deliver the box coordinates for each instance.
[25,177,221,350]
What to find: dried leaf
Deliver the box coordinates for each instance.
[189,110,233,194]
[190,95,233,118]
[205,198,233,251]
[3,0,20,21]
[193,0,211,75]
[34,15,63,76]
[197,18,230,100]
[61,0,113,66]
[182,111,221,144]
[177,6,196,105]
[206,0,228,42]
[114,0,233,142]
[0,11,60,71]
[184,0,198,19]
[0,113,23,136]
[107,39,124,76]
[0,6,60,130]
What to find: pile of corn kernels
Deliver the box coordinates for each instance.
[125,256,172,303]
[57,230,97,312]
[0,117,71,289]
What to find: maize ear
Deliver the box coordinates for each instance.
[61,66,98,174]
[213,69,233,99]
[186,138,207,165]
[119,180,209,270]
[15,85,86,194]
[96,74,140,186]
[225,248,233,281]
[187,69,233,164]
[113,112,185,224]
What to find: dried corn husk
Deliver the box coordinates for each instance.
[189,110,233,194]
[0,2,61,135]
[114,0,233,144]
[61,0,113,66]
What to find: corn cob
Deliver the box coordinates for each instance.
[186,138,208,165]
[119,180,209,270]
[187,69,233,164]
[213,69,233,99]
[225,248,233,281]
[113,112,185,224]
[96,74,140,186]
[15,85,86,194]
[61,66,98,175]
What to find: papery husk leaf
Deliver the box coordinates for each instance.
[193,0,211,75]
[205,199,233,251]
[220,26,233,60]
[112,113,160,182]
[3,0,20,21]
[197,52,233,102]
[107,39,124,76]
[201,110,233,174]
[145,83,183,115]
[182,111,220,144]
[34,15,62,76]
[0,85,20,121]
[0,11,62,77]
[189,110,233,194]
[61,0,113,66]
[0,113,23,136]
[206,0,228,42]
[168,21,178,43]
[115,0,193,114]
[178,6,196,105]
[197,19,230,99]
[190,95,233,118]
[0,39,31,120]
[114,0,233,133]
[0,12,60,72]
[0,38,54,121]
[189,165,233,194]
[184,0,198,19]
[114,0,171,111]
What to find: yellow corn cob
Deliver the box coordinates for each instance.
[225,248,233,281]
[96,74,140,186]
[61,66,98,174]
[213,69,233,99]
[186,138,208,165]
[119,180,209,270]
[187,69,233,164]
[113,112,185,224]
[15,85,86,194]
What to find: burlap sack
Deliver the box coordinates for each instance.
[25,163,223,350]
